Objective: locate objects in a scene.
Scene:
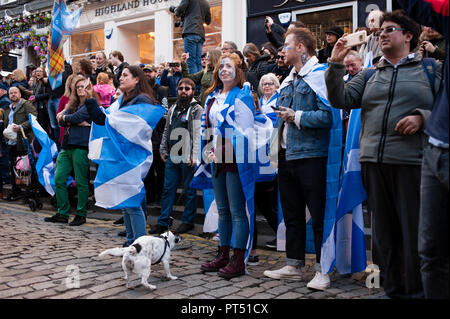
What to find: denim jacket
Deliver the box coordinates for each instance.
[275,57,332,161]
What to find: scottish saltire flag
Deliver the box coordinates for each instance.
[28,114,58,196]
[259,93,278,125]
[202,188,218,233]
[333,108,367,274]
[88,97,165,209]
[47,0,82,89]
[191,84,257,262]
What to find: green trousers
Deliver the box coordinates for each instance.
[55,148,89,218]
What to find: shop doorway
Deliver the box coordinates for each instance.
[294,2,356,51]
[117,18,155,65]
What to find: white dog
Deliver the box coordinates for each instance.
[98,231,181,290]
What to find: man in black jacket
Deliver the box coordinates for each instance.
[174,0,211,74]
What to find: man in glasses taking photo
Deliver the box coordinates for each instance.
[325,10,443,299]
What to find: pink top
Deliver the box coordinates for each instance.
[57,95,70,144]
[94,84,116,107]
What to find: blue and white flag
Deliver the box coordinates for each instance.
[88,97,165,209]
[29,114,58,196]
[255,96,277,183]
[47,0,82,90]
[321,108,367,274]
[191,83,256,262]
[202,188,218,233]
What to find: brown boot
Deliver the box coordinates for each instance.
[200,246,230,272]
[218,248,246,279]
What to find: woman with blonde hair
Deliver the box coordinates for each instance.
[45,75,92,226]
[55,74,77,145]
[180,48,222,106]
[11,68,32,98]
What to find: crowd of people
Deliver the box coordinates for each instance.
[0,0,447,299]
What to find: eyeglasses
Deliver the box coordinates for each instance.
[375,26,406,37]
[178,86,192,91]
[276,55,285,60]
[262,82,275,87]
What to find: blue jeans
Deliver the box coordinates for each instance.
[183,34,204,74]
[123,198,147,246]
[47,97,60,143]
[211,165,249,249]
[158,157,197,227]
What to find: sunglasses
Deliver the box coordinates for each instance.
[375,26,406,37]
[178,86,192,91]
[276,55,285,60]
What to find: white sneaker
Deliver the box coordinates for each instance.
[307,271,330,290]
[263,265,302,280]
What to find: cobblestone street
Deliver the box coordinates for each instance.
[0,201,386,300]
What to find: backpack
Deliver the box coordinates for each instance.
[364,58,438,96]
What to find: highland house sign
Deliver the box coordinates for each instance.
[94,0,169,17]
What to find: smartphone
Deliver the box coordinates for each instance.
[169,62,180,68]
[344,30,367,48]
[270,105,280,111]
[83,77,90,89]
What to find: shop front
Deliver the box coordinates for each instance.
[246,0,393,49]
[69,0,229,65]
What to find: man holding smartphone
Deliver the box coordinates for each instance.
[264,27,334,291]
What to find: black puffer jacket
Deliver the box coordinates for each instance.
[175,0,211,40]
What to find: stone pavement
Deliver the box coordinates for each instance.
[0,201,387,300]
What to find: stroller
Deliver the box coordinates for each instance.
[14,127,43,211]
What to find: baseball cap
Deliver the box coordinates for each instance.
[143,64,156,72]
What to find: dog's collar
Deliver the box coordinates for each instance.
[152,235,170,266]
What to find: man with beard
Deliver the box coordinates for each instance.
[149,78,202,235]
[143,64,168,106]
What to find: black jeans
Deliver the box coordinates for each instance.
[145,149,165,203]
[361,163,424,299]
[252,179,279,250]
[278,152,327,264]
[418,144,449,299]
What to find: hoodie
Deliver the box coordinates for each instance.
[94,84,116,107]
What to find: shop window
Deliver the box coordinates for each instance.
[70,29,105,58]
[173,5,222,61]
[297,6,352,50]
[138,32,155,64]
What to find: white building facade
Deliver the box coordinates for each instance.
[67,0,247,65]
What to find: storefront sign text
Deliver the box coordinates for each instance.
[0,21,50,38]
[95,0,169,17]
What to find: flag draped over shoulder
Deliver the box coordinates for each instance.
[298,63,343,275]
[47,0,82,89]
[88,97,165,210]
[321,73,368,275]
[191,84,256,262]
[29,114,58,196]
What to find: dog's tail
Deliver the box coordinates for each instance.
[99,246,137,258]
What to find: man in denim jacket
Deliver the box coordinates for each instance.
[264,28,333,291]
